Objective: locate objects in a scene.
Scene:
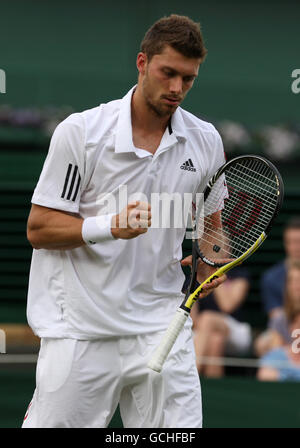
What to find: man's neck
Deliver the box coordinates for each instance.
[130,87,172,154]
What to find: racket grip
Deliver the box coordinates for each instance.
[147,308,189,373]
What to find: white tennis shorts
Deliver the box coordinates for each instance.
[22,327,202,428]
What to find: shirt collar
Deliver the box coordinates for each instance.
[114,86,187,154]
[170,107,187,141]
[115,86,136,153]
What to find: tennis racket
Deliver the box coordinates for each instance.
[148,154,284,373]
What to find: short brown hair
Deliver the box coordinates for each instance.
[140,14,207,62]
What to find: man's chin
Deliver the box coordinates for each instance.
[145,95,180,118]
[155,102,179,117]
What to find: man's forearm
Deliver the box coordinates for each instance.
[27,201,152,250]
[27,206,85,250]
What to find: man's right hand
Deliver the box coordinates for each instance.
[111,201,151,239]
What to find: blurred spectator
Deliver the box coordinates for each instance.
[255,261,300,358]
[269,261,300,344]
[190,267,251,377]
[257,310,300,382]
[254,217,300,357]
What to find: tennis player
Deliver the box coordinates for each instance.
[22,15,226,428]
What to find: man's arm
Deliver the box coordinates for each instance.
[27,202,151,250]
[27,204,85,250]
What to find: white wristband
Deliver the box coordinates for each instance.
[82,214,115,245]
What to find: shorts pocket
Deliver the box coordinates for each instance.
[37,338,77,393]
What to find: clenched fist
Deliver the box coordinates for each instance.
[111,201,151,239]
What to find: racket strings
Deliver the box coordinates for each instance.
[223,164,278,241]
[227,167,278,207]
[195,159,279,263]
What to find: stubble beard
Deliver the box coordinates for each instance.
[142,75,176,119]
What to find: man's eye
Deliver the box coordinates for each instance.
[163,70,174,77]
[184,77,195,83]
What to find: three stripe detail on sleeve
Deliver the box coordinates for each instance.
[61,163,81,202]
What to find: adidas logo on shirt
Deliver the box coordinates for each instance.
[180,159,196,172]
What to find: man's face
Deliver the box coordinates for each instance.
[284,228,300,262]
[137,45,201,117]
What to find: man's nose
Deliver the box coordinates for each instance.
[169,76,183,95]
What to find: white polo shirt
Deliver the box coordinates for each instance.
[27,86,225,339]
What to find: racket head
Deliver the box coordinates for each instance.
[193,155,284,268]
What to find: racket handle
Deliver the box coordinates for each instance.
[147,308,189,373]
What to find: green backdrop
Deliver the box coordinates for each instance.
[0,0,299,126]
[0,1,300,429]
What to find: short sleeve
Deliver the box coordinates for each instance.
[31,114,85,213]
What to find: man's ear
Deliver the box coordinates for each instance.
[136,52,148,75]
